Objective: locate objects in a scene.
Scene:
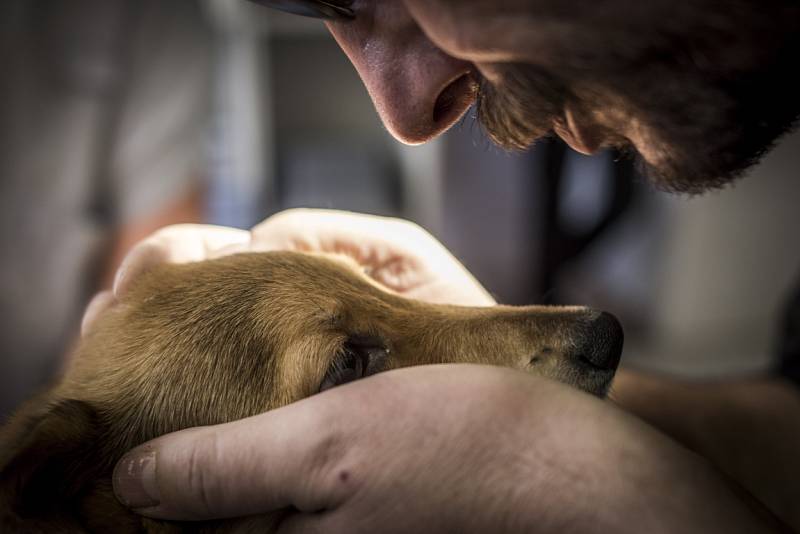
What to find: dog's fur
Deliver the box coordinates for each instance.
[0,251,622,533]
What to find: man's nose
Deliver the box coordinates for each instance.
[574,312,624,371]
[326,4,476,145]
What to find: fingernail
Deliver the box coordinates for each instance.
[113,448,160,509]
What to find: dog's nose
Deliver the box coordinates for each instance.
[575,311,624,371]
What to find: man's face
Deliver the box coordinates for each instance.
[326,0,800,194]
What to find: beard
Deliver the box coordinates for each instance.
[474,7,800,195]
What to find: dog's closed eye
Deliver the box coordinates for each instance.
[319,335,389,392]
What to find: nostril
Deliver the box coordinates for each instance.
[432,73,477,125]
[577,311,624,371]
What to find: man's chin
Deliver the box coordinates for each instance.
[627,101,800,195]
[635,151,745,196]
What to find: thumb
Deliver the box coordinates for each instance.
[112,395,354,521]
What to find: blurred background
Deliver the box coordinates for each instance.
[2,0,799,419]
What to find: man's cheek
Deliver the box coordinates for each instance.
[404,0,579,67]
[402,0,511,61]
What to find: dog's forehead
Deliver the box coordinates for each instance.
[300,252,395,290]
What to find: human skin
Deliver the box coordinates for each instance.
[116,365,781,533]
[324,0,800,193]
[105,1,800,528]
[108,211,791,532]
[82,209,495,337]
[612,369,800,529]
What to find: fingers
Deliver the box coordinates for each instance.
[80,290,116,336]
[103,209,493,315]
[111,365,506,524]
[113,390,356,521]
[79,225,249,339]
[252,209,496,305]
[252,209,431,289]
[112,224,250,299]
[251,208,425,258]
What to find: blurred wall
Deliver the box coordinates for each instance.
[643,130,800,376]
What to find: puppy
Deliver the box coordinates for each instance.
[0,251,623,533]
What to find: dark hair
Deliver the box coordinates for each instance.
[474,0,800,194]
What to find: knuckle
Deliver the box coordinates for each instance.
[113,242,170,297]
[270,208,313,225]
[295,410,359,509]
[309,430,346,476]
[257,209,296,230]
[393,218,432,243]
[180,431,223,517]
[255,208,317,238]
[396,217,424,233]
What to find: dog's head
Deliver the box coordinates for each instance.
[1,251,623,532]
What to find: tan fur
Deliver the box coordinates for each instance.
[0,251,621,532]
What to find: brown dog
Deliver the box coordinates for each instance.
[0,251,623,533]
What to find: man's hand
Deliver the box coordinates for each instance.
[91,210,779,533]
[112,365,776,533]
[249,209,495,306]
[81,209,494,337]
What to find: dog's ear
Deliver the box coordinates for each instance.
[0,399,115,533]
